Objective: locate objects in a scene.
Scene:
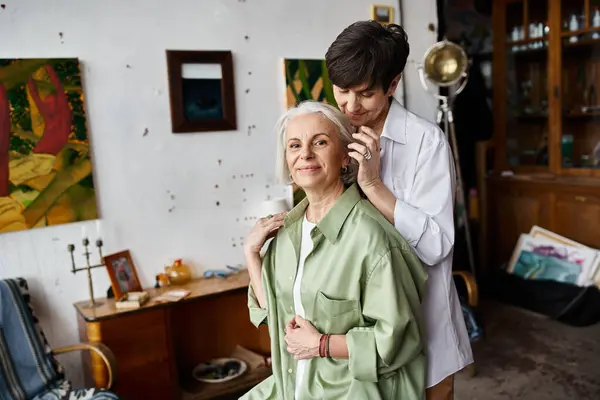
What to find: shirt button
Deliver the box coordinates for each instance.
[288,368,293,374]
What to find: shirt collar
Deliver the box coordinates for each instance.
[381,97,407,144]
[284,183,362,243]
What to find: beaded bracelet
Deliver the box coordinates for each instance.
[319,334,327,358]
[325,334,332,359]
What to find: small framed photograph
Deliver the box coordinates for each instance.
[104,250,142,300]
[371,5,394,25]
[166,50,237,133]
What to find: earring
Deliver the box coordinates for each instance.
[342,166,348,173]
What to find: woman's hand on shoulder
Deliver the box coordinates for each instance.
[348,126,382,191]
[243,212,286,256]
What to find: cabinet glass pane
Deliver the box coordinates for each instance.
[505,0,549,167]
[561,0,600,169]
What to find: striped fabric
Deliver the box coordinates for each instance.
[0,278,119,400]
[0,278,63,400]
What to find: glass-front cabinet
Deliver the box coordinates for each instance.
[495,0,600,177]
[559,0,600,174]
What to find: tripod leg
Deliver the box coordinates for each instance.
[447,110,477,279]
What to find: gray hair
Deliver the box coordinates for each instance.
[274,100,358,186]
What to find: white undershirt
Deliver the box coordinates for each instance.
[293,214,316,400]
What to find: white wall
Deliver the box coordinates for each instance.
[0,0,437,386]
[401,0,440,120]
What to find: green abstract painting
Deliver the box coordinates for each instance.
[284,59,337,108]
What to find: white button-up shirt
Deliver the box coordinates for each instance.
[380,98,473,388]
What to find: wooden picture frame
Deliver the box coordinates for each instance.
[166,50,237,133]
[104,250,142,300]
[371,5,394,25]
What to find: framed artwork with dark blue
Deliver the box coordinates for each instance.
[166,50,237,133]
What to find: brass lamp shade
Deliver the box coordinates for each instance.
[422,40,468,87]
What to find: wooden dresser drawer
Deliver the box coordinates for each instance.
[88,308,171,369]
[112,360,178,400]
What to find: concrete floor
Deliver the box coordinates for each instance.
[455,301,600,400]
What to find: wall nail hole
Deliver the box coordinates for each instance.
[170,194,175,200]
[252,125,256,128]
[142,128,149,136]
[244,35,249,40]
[233,244,237,247]
[232,175,236,179]
[236,218,240,222]
[1,4,6,11]
[215,184,219,189]
[218,159,222,166]
[267,195,271,200]
[248,71,252,75]
[250,173,254,177]
[243,198,247,202]
[216,201,220,206]
[245,89,250,94]
[59,32,64,43]
[126,64,132,69]
[242,188,246,192]
[266,185,270,188]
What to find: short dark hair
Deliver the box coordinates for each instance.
[325,20,410,92]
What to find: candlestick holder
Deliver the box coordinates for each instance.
[68,237,106,309]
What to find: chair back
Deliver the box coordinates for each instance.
[0,278,64,400]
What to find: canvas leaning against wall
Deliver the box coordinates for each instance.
[0,58,97,234]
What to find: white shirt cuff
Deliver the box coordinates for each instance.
[394,199,427,247]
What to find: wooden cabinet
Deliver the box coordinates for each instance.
[553,191,600,247]
[493,0,600,176]
[488,180,551,266]
[75,270,271,400]
[484,0,600,273]
[486,175,600,269]
[80,308,176,399]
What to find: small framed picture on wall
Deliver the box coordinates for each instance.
[371,5,394,25]
[166,50,237,133]
[104,250,142,300]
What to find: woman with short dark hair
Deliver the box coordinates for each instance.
[326,20,474,400]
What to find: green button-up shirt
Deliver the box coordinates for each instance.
[242,184,428,400]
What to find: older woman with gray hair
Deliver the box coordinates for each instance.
[241,100,427,400]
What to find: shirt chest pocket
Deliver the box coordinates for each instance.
[314,291,361,335]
